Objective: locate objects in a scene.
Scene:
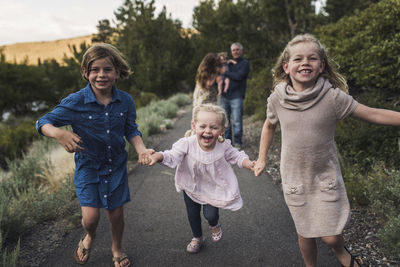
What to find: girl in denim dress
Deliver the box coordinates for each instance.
[36,43,153,267]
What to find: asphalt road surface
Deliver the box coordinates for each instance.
[42,109,340,267]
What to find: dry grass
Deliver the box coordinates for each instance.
[40,147,75,187]
[1,35,93,65]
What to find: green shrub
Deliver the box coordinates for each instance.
[168,93,191,107]
[368,165,400,220]
[377,214,400,259]
[133,91,159,108]
[335,90,400,173]
[244,67,272,121]
[0,120,37,169]
[315,0,400,96]
[148,100,179,119]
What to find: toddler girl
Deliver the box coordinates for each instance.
[254,34,400,267]
[149,104,255,253]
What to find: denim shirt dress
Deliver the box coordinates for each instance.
[36,84,142,210]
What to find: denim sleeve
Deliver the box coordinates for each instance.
[36,97,76,136]
[124,95,142,142]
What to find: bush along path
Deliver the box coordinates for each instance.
[37,107,340,266]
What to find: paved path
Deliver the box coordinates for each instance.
[42,109,339,266]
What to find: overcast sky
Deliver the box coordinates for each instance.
[0,0,199,46]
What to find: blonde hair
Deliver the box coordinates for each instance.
[193,104,227,128]
[195,53,220,89]
[81,43,132,81]
[272,34,348,92]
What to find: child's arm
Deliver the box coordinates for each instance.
[216,76,223,95]
[223,77,230,93]
[254,119,277,176]
[148,152,164,166]
[40,123,84,153]
[352,104,400,126]
[129,135,155,165]
[242,158,256,171]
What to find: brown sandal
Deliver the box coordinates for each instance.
[112,252,131,267]
[342,246,364,267]
[73,233,91,265]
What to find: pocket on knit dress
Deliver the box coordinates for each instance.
[282,183,306,207]
[319,178,340,202]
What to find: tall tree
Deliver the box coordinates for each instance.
[113,0,194,97]
[92,19,115,43]
[323,0,381,23]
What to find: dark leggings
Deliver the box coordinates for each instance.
[183,191,219,238]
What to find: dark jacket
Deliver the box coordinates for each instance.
[222,57,250,99]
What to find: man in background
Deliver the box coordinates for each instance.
[220,42,250,149]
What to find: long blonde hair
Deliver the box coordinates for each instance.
[272,34,348,92]
[195,53,220,90]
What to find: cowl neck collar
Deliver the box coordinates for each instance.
[275,77,332,110]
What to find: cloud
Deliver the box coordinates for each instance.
[0,0,199,45]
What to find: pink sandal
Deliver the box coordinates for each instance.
[186,237,204,253]
[210,224,222,242]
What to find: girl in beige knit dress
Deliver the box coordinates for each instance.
[254,34,400,267]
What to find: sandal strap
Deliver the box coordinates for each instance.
[343,246,364,267]
[78,233,90,256]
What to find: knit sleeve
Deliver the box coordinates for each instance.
[266,93,279,125]
[332,88,359,120]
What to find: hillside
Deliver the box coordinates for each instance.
[0,35,94,65]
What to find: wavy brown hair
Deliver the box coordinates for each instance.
[272,34,348,92]
[81,43,132,81]
[195,53,220,89]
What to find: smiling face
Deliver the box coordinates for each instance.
[283,41,325,92]
[85,57,119,94]
[192,110,225,151]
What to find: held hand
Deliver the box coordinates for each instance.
[242,159,256,170]
[148,152,163,166]
[138,148,155,165]
[148,154,158,166]
[253,159,266,177]
[249,160,256,171]
[55,128,84,153]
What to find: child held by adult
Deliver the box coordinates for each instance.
[36,43,154,267]
[216,52,236,95]
[254,34,400,267]
[148,104,255,253]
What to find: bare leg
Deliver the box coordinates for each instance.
[77,206,100,261]
[298,234,318,267]
[321,235,359,267]
[107,206,130,267]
